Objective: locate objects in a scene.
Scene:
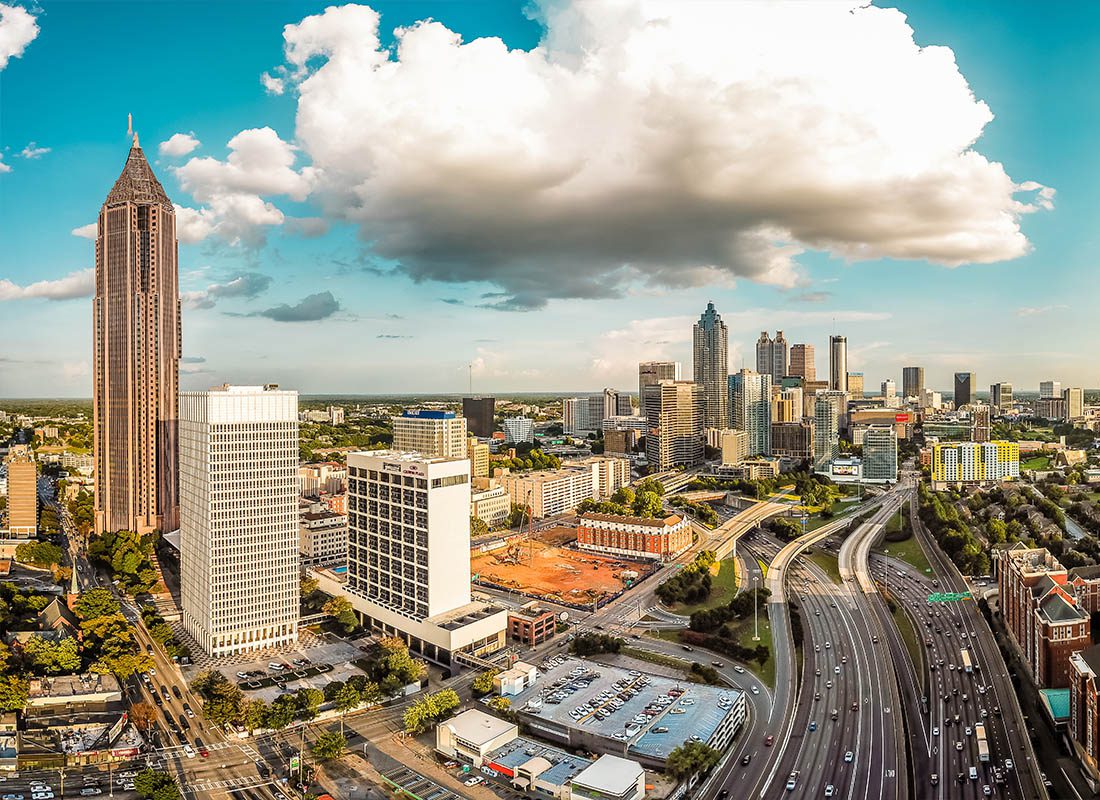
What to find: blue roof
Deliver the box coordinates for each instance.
[630,687,740,759]
[402,409,455,419]
[486,736,592,788]
[1040,688,1071,722]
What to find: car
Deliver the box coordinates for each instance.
[764,735,775,746]
[236,671,249,679]
[148,668,156,676]
[31,794,51,800]
[955,741,963,751]
[825,642,831,649]
[815,669,821,676]
[733,665,745,674]
[184,704,194,718]
[826,680,833,688]
[841,656,847,664]
[844,751,853,762]
[983,787,991,796]
[269,662,285,670]
[1041,772,1053,788]
[1004,759,1014,770]
[79,790,101,797]
[834,666,841,674]
[825,786,835,797]
[717,792,730,800]
[121,785,135,793]
[183,744,196,759]
[815,610,821,616]
[932,727,939,736]
[815,645,820,652]
[965,726,972,736]
[751,685,760,695]
[741,754,752,766]
[711,661,724,668]
[786,772,798,791]
[3,795,23,800]
[463,777,484,787]
[930,774,939,785]
[809,721,817,731]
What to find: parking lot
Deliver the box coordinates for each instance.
[382,766,464,800]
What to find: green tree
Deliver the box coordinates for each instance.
[73,587,121,620]
[0,675,29,712]
[297,687,325,720]
[471,669,499,697]
[486,696,511,714]
[666,741,721,780]
[14,541,64,567]
[333,683,361,734]
[470,516,489,537]
[242,699,268,734]
[300,575,320,596]
[133,769,180,800]
[22,635,81,675]
[403,688,461,734]
[312,730,348,761]
[322,595,359,633]
[263,696,297,730]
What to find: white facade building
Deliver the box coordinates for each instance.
[180,385,300,657]
[814,392,843,470]
[392,410,468,459]
[503,416,535,444]
[299,503,348,567]
[333,450,508,666]
[728,369,772,456]
[880,379,899,408]
[861,426,898,483]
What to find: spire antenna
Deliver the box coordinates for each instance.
[127,113,133,138]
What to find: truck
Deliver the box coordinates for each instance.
[975,723,990,762]
[961,648,973,674]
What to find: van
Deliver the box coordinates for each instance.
[969,767,978,781]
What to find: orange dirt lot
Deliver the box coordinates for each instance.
[472,531,655,604]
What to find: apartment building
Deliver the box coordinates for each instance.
[930,441,1020,488]
[299,461,348,497]
[4,444,36,537]
[467,437,490,479]
[496,457,629,519]
[471,479,511,529]
[299,502,348,568]
[576,512,691,562]
[770,421,813,463]
[643,381,704,470]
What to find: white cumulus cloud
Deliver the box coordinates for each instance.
[260,71,285,95]
[0,154,10,174]
[159,132,201,158]
[263,0,1050,309]
[71,222,97,239]
[19,141,49,159]
[0,2,38,70]
[0,268,94,302]
[172,127,315,246]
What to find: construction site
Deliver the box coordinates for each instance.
[470,525,657,609]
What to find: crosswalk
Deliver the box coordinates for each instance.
[181,774,270,796]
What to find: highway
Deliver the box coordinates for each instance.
[744,525,905,800]
[900,475,1048,800]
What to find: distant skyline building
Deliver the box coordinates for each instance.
[991,382,1013,410]
[93,138,181,536]
[862,426,898,483]
[392,410,468,459]
[693,302,729,429]
[971,404,991,443]
[1040,380,1062,399]
[954,372,976,407]
[462,397,496,438]
[180,385,299,657]
[3,444,36,537]
[729,369,772,457]
[902,366,925,399]
[638,361,681,399]
[789,344,816,382]
[813,392,843,470]
[880,379,898,408]
[847,372,864,400]
[502,416,534,444]
[755,331,789,386]
[643,381,704,470]
[828,335,847,393]
[770,421,814,464]
[1065,387,1085,420]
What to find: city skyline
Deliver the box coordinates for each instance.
[2,0,1099,398]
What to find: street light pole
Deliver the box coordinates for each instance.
[752,575,760,642]
[884,549,890,598]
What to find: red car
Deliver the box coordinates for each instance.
[764,735,775,746]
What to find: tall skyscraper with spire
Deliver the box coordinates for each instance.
[693,301,729,429]
[93,135,181,535]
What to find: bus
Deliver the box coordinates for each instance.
[975,723,990,762]
[961,648,973,674]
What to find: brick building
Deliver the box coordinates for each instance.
[507,602,558,646]
[999,547,1100,688]
[1069,644,1100,778]
[576,512,690,562]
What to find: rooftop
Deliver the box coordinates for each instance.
[580,512,683,528]
[28,673,121,700]
[572,754,645,793]
[511,655,742,761]
[400,410,456,420]
[104,142,171,207]
[442,709,517,746]
[486,736,592,788]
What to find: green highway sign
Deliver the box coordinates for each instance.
[927,592,972,603]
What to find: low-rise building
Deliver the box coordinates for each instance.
[472,480,512,529]
[576,512,691,562]
[497,458,630,519]
[495,661,540,696]
[299,503,348,568]
[570,755,646,800]
[508,602,558,646]
[435,709,519,766]
[299,462,348,497]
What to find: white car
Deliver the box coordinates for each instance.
[733,665,745,674]
[834,666,841,674]
[932,727,939,736]
[825,786,835,797]
[463,777,484,787]
[844,751,853,763]
[183,744,196,759]
[751,686,760,695]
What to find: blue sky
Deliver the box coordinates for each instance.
[0,0,1095,397]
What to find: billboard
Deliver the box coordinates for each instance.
[831,463,860,476]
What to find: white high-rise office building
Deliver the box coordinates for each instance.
[639,362,681,399]
[728,369,772,456]
[880,379,898,408]
[392,410,468,458]
[180,385,299,657]
[693,302,729,429]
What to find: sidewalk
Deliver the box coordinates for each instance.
[369,730,502,800]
